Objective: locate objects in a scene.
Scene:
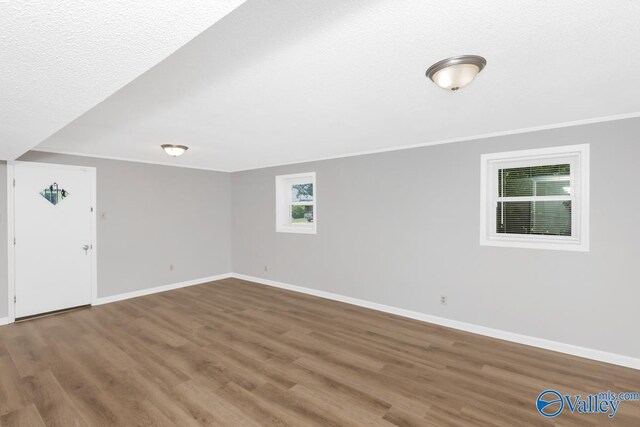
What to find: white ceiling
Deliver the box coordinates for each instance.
[0,0,246,160]
[29,1,640,171]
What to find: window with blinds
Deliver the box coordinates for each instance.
[480,145,589,251]
[276,172,317,234]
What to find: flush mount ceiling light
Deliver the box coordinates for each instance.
[161,144,188,157]
[426,55,486,91]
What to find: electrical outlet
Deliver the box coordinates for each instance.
[170,264,174,272]
[264,265,268,272]
[440,295,447,305]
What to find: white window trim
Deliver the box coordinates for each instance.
[480,144,589,251]
[276,172,317,234]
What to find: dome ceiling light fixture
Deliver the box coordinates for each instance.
[161,144,189,157]
[426,55,486,91]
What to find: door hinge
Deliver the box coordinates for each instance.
[14,296,16,304]
[13,178,15,187]
[91,207,94,212]
[13,237,16,245]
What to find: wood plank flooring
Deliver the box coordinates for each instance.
[0,277,639,426]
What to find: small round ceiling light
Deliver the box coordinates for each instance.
[161,144,188,157]
[426,55,486,91]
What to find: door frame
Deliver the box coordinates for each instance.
[6,161,97,323]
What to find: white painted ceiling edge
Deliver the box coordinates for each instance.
[0,0,247,160]
[33,1,640,171]
[34,112,640,173]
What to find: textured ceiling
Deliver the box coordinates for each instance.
[0,0,246,160]
[35,0,640,171]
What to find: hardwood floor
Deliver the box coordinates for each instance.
[0,278,638,426]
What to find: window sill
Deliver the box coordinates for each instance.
[480,237,589,252]
[276,225,316,235]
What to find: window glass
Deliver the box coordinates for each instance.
[292,183,313,202]
[291,205,314,223]
[496,201,571,236]
[498,164,570,197]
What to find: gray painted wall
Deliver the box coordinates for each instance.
[6,152,231,306]
[231,118,640,359]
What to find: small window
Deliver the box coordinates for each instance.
[480,144,589,251]
[276,172,316,234]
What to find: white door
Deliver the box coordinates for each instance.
[13,162,95,318]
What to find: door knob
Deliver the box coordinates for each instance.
[83,244,90,254]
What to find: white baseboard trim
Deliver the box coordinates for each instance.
[0,317,9,326]
[230,273,640,370]
[92,273,233,306]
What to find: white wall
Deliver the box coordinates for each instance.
[231,117,640,360]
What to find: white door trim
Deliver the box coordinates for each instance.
[6,164,15,323]
[6,161,97,323]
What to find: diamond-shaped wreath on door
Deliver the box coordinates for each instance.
[40,183,69,205]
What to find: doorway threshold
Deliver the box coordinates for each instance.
[15,304,91,322]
